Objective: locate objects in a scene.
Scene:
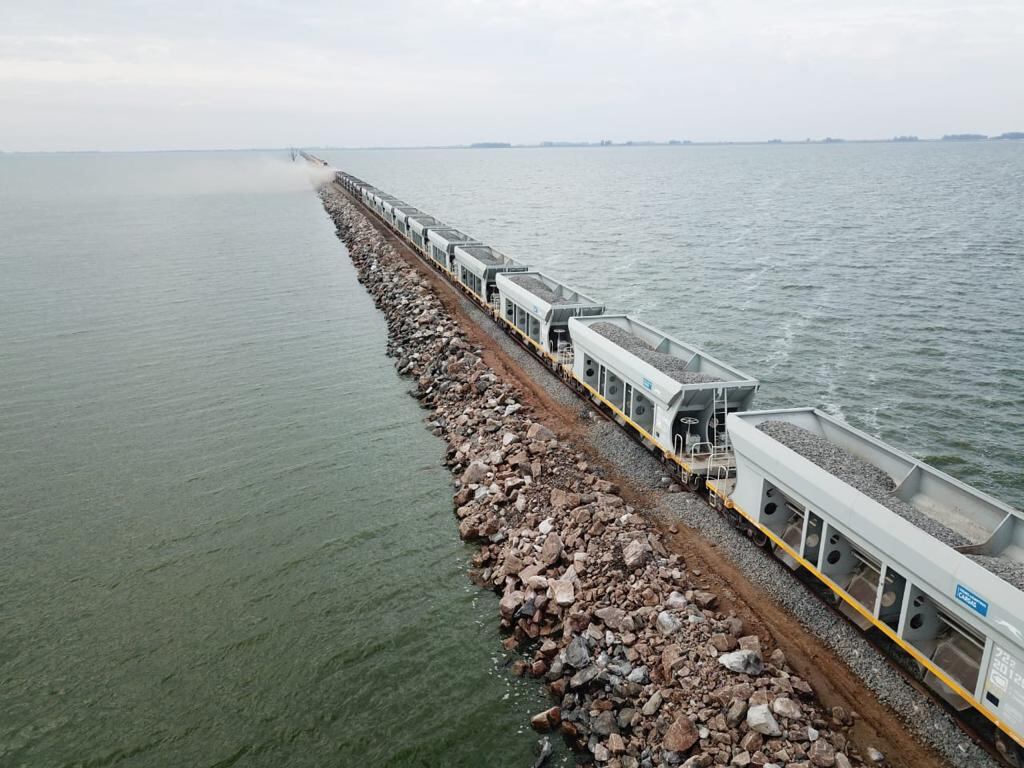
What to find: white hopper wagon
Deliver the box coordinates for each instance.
[406,213,447,253]
[426,228,480,273]
[452,245,527,302]
[378,196,404,222]
[392,207,425,237]
[569,314,758,456]
[496,271,604,356]
[360,186,381,207]
[719,407,1024,747]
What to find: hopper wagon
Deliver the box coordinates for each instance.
[713,408,1024,750]
[495,271,604,356]
[452,244,528,303]
[569,314,759,468]
[426,228,480,274]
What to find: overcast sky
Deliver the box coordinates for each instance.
[2,1,1023,151]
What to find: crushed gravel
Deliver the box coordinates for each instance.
[507,274,577,305]
[591,322,722,384]
[757,421,973,549]
[968,555,1024,592]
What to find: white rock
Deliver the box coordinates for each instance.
[549,579,575,606]
[746,703,781,737]
[538,517,554,535]
[772,697,802,719]
[525,575,548,590]
[718,649,764,675]
[656,611,682,636]
[665,590,688,610]
[623,538,650,569]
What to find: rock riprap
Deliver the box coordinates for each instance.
[318,183,868,767]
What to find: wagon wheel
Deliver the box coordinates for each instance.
[994,731,1024,768]
[749,528,769,548]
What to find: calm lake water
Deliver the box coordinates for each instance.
[0,153,559,767]
[323,142,1024,509]
[2,144,1022,767]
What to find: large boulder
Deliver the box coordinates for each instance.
[530,706,561,732]
[622,538,650,569]
[549,579,575,607]
[565,635,590,668]
[725,698,748,728]
[641,690,663,716]
[661,644,684,679]
[569,665,601,689]
[718,649,764,676]
[594,606,627,630]
[499,590,524,619]
[808,739,837,767]
[656,611,682,636]
[527,422,557,441]
[662,715,699,753]
[771,696,802,719]
[550,488,581,510]
[539,532,563,565]
[592,710,617,736]
[460,460,489,485]
[746,704,781,737]
[665,590,688,610]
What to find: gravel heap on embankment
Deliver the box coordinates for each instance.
[319,184,869,768]
[591,323,722,385]
[756,422,971,549]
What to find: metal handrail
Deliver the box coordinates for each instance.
[688,440,714,460]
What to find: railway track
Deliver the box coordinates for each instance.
[325,174,1020,768]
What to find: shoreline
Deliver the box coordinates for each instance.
[315,182,976,768]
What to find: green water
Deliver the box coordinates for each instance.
[0,152,557,767]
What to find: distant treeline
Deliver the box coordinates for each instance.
[943,132,1024,141]
[456,133,1024,151]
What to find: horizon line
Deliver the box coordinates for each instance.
[5,133,1023,155]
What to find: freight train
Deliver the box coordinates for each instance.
[326,162,1024,763]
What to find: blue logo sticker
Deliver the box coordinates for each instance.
[955,584,989,616]
[642,378,653,391]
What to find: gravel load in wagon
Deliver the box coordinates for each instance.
[508,275,576,305]
[591,322,723,384]
[968,555,1024,592]
[460,246,508,266]
[757,421,973,549]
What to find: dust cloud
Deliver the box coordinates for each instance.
[157,153,337,195]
